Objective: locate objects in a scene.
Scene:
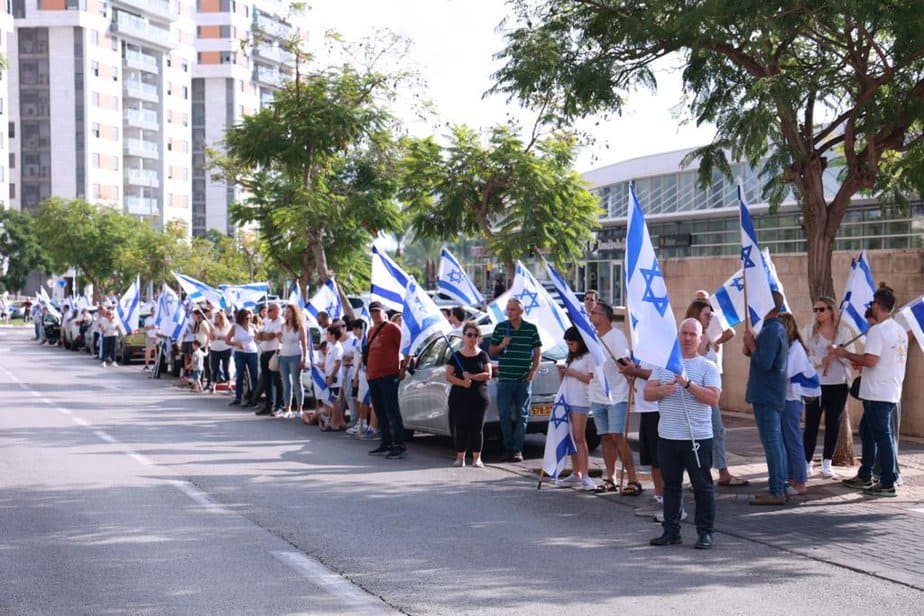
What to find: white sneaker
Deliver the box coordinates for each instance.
[452,459,465,467]
[654,507,688,523]
[786,486,805,496]
[821,459,837,478]
[581,476,597,491]
[346,425,359,435]
[555,473,580,487]
[472,459,485,468]
[895,475,904,486]
[806,461,815,477]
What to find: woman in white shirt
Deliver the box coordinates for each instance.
[208,310,233,390]
[801,295,857,478]
[320,325,346,431]
[557,326,596,491]
[226,309,259,406]
[279,304,309,418]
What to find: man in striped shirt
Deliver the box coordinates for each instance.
[645,318,721,550]
[489,298,542,462]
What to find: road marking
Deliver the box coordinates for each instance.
[909,507,924,516]
[56,407,72,415]
[92,430,118,444]
[270,551,398,615]
[128,452,155,466]
[168,480,232,514]
[72,417,91,427]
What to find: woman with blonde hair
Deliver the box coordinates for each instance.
[208,309,233,391]
[279,303,309,418]
[801,295,857,478]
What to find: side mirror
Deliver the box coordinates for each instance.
[405,357,416,374]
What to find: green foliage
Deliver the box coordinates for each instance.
[399,125,602,278]
[0,208,49,293]
[496,0,924,295]
[212,64,404,293]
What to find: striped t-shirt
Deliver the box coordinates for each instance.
[651,356,720,441]
[489,319,542,382]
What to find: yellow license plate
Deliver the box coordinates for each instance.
[531,405,552,417]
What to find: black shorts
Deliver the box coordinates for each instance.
[638,412,661,469]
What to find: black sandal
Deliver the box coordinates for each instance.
[621,481,644,496]
[594,479,618,493]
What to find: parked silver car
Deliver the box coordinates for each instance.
[398,326,600,449]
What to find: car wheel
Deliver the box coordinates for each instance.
[584,419,601,452]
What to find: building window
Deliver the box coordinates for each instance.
[8,153,13,168]
[92,123,100,138]
[9,183,14,199]
[91,61,99,77]
[8,122,14,138]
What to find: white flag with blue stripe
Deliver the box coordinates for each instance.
[307,278,344,321]
[438,247,484,306]
[895,294,924,354]
[710,267,745,331]
[625,185,684,375]
[370,243,410,312]
[739,187,776,333]
[37,286,61,319]
[839,251,875,336]
[787,341,821,398]
[541,386,576,479]
[762,248,790,313]
[486,290,510,324]
[496,261,569,352]
[172,271,225,309]
[155,283,186,340]
[115,276,141,334]
[400,277,451,357]
[310,365,335,404]
[219,282,269,311]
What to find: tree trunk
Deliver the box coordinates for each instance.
[832,408,856,467]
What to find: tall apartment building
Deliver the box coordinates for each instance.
[0,3,16,208]
[6,0,294,235]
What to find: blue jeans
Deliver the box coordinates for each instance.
[233,351,258,403]
[369,374,403,449]
[859,400,897,488]
[102,336,117,364]
[658,437,714,536]
[496,380,531,453]
[753,403,787,496]
[781,400,806,483]
[711,405,728,470]
[279,354,304,410]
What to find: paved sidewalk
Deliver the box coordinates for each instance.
[520,411,924,591]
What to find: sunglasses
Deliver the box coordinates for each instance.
[464,332,479,338]
[813,307,828,313]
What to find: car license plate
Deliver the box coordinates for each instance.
[532,405,552,417]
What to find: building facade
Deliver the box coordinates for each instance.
[4,0,294,235]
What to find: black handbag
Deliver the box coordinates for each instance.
[849,376,861,400]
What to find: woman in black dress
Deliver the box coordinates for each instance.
[446,320,493,467]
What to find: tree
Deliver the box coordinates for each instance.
[494,0,924,298]
[0,208,49,293]
[399,125,602,281]
[212,63,403,302]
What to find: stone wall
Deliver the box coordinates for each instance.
[659,249,924,437]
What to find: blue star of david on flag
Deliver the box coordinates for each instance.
[731,275,744,291]
[447,268,464,284]
[515,288,541,315]
[542,388,577,479]
[640,259,670,317]
[741,245,756,268]
[549,395,570,429]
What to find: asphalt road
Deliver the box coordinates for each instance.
[1,326,921,615]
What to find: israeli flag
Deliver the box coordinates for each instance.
[288,282,305,309]
[156,284,186,340]
[115,276,141,334]
[762,248,790,313]
[625,185,684,376]
[496,261,569,352]
[401,277,451,357]
[739,187,776,333]
[172,272,225,309]
[37,286,61,319]
[370,243,410,312]
[839,251,875,336]
[438,247,484,306]
[711,267,745,330]
[545,262,610,395]
[787,341,821,398]
[307,278,344,321]
[486,291,509,324]
[541,386,576,479]
[219,282,269,311]
[895,295,924,354]
[310,365,335,404]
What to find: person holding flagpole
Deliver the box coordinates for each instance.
[743,291,790,506]
[556,326,597,490]
[445,321,492,468]
[645,318,721,550]
[365,301,408,460]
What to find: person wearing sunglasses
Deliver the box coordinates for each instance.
[446,321,493,468]
[226,309,259,407]
[801,295,858,478]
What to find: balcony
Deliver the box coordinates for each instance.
[125,108,160,130]
[124,138,159,159]
[125,195,159,216]
[112,0,174,21]
[125,168,160,188]
[253,65,285,87]
[112,10,177,49]
[254,13,293,40]
[124,80,159,102]
[254,44,294,66]
[124,50,159,74]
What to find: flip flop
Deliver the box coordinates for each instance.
[719,476,750,487]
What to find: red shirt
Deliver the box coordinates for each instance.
[365,321,402,380]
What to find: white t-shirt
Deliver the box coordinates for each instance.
[859,318,908,403]
[99,315,118,337]
[144,315,158,339]
[652,356,720,440]
[232,323,258,353]
[633,361,659,413]
[210,320,232,352]
[341,332,356,364]
[588,328,630,405]
[801,324,856,385]
[560,353,594,408]
[260,316,283,352]
[325,341,344,387]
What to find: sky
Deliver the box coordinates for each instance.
[302,0,716,173]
